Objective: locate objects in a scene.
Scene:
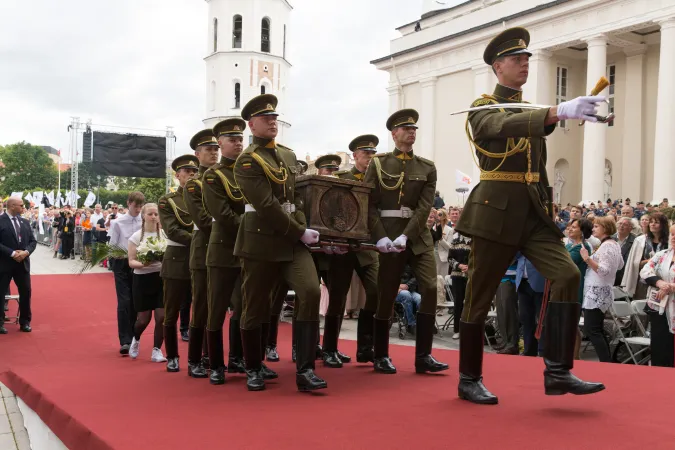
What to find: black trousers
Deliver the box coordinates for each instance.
[583,308,612,362]
[648,310,674,367]
[112,260,136,346]
[180,295,191,332]
[0,268,32,325]
[450,276,467,333]
[61,233,74,257]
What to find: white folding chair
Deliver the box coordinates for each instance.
[4,294,19,325]
[609,300,651,365]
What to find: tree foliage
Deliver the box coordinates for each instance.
[0,142,58,194]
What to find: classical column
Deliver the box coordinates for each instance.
[581,35,608,202]
[418,76,438,160]
[471,65,495,183]
[387,85,401,151]
[524,50,553,104]
[652,17,675,201]
[622,44,647,201]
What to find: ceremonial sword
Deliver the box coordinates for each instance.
[450,102,615,124]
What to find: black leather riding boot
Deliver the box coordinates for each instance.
[543,302,605,396]
[458,321,498,405]
[415,312,449,374]
[322,315,343,368]
[373,318,396,374]
[164,325,179,372]
[295,321,327,392]
[207,329,226,385]
[241,327,265,391]
[291,317,297,362]
[259,322,278,380]
[228,318,245,374]
[356,309,375,363]
[336,316,351,363]
[201,331,210,370]
[266,315,280,362]
[187,326,208,378]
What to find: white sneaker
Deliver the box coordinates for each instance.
[452,333,460,340]
[130,337,140,359]
[151,347,167,363]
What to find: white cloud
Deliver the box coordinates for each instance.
[0,0,421,161]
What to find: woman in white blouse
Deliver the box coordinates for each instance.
[639,223,675,367]
[127,203,168,363]
[433,209,452,277]
[579,216,624,363]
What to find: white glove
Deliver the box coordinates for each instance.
[392,235,407,252]
[376,237,394,253]
[300,229,320,245]
[556,96,605,122]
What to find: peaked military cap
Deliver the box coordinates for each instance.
[315,154,342,170]
[386,109,419,131]
[213,118,246,137]
[298,160,308,174]
[349,134,379,152]
[189,129,218,150]
[483,27,531,65]
[171,154,200,172]
[241,94,279,121]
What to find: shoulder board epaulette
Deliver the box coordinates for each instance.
[373,153,389,158]
[471,95,498,108]
[242,145,260,155]
[277,143,293,152]
[334,170,349,176]
[416,156,435,167]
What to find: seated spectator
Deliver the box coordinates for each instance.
[639,223,675,367]
[395,265,420,335]
[579,216,624,363]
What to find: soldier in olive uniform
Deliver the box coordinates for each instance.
[364,110,448,376]
[454,27,605,404]
[322,135,380,368]
[265,159,309,363]
[159,155,199,373]
[234,94,327,392]
[201,118,249,385]
[183,129,220,378]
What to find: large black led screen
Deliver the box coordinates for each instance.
[92,132,166,178]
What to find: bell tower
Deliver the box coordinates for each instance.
[203,0,293,143]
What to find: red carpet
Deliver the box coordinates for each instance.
[2,274,675,450]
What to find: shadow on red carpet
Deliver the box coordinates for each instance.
[1,274,674,450]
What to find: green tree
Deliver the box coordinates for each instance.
[0,142,58,195]
[135,178,166,203]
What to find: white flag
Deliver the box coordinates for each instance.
[46,190,55,206]
[10,191,23,199]
[57,192,65,207]
[84,191,96,207]
[455,169,472,186]
[33,191,44,205]
[38,204,45,234]
[24,192,34,203]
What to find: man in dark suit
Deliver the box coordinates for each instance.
[0,197,37,333]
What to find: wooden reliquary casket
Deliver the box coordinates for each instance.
[295,175,373,243]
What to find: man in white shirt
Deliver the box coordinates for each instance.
[109,192,145,355]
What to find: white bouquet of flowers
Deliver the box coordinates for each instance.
[137,234,167,265]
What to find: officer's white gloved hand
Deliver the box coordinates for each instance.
[376,237,394,253]
[301,229,320,245]
[392,235,407,252]
[556,96,605,122]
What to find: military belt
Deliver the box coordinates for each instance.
[479,171,540,184]
[166,239,185,247]
[244,203,296,214]
[380,207,414,218]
